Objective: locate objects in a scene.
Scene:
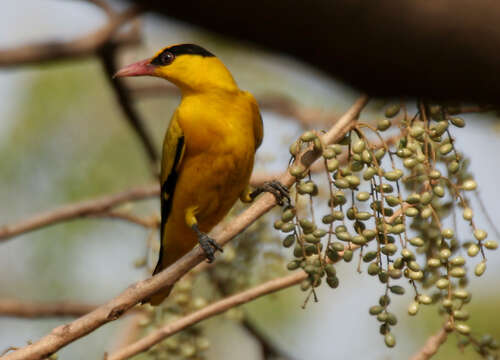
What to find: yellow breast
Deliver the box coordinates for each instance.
[169,89,258,230]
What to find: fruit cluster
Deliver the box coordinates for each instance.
[278,101,498,354]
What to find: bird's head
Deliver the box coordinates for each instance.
[114,44,237,93]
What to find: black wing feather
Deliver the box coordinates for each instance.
[153,135,185,275]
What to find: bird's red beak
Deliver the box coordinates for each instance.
[113,58,156,78]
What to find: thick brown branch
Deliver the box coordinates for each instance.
[0,96,368,360]
[0,184,159,241]
[0,6,141,67]
[0,300,97,318]
[409,327,449,360]
[107,272,307,360]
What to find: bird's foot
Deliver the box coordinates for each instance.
[251,180,290,206]
[193,225,223,263]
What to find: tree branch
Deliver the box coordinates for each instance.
[0,5,142,67]
[0,164,316,241]
[0,300,97,318]
[110,244,357,360]
[207,267,298,360]
[108,312,148,354]
[0,184,159,242]
[92,211,159,228]
[0,96,368,360]
[409,327,449,360]
[107,272,307,360]
[242,318,294,360]
[99,45,160,170]
[4,130,373,241]
[85,0,115,18]
[0,299,145,319]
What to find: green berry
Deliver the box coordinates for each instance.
[356,191,371,201]
[485,240,498,250]
[384,333,396,348]
[408,301,419,315]
[475,261,486,276]
[455,324,471,335]
[473,229,487,241]
[467,243,480,257]
[463,179,477,191]
[385,104,400,118]
[377,118,391,131]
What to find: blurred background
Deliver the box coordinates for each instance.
[1,1,500,359]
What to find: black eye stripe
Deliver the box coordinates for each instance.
[150,51,174,66]
[150,44,215,66]
[167,44,214,57]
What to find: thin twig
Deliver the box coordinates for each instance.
[0,165,325,241]
[0,6,142,67]
[0,299,145,319]
[92,211,159,228]
[85,0,114,17]
[409,327,449,360]
[107,272,307,360]
[110,243,357,360]
[0,96,368,360]
[0,300,97,318]
[242,318,295,360]
[208,268,297,360]
[473,191,500,241]
[0,184,159,241]
[108,312,148,355]
[1,122,387,240]
[99,44,159,171]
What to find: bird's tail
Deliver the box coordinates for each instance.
[145,252,176,306]
[148,285,173,306]
[145,226,197,306]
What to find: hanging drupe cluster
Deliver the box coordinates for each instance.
[276,101,498,355]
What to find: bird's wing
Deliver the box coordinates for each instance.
[254,111,264,150]
[243,91,263,149]
[153,115,185,275]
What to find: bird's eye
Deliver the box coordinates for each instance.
[151,51,175,66]
[159,51,174,65]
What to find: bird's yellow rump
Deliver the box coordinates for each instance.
[115,44,287,305]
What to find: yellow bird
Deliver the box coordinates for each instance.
[115,44,288,305]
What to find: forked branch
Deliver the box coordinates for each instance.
[0,96,368,360]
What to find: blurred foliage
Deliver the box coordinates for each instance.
[417,296,500,359]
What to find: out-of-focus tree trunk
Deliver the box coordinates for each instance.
[130,0,500,104]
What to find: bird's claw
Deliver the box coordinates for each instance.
[197,232,223,263]
[251,180,290,206]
